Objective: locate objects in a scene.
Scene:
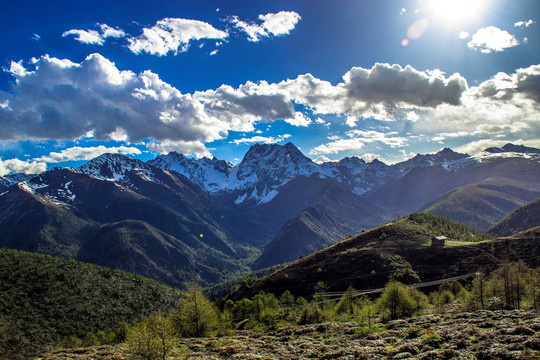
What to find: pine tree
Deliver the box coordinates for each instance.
[169,286,219,337]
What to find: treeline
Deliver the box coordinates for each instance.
[121,261,539,360]
[1,246,537,360]
[407,213,493,242]
[0,248,181,359]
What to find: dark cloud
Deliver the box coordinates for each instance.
[342,63,468,107]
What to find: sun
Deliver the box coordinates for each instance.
[424,0,489,27]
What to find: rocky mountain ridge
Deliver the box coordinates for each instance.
[0,142,538,284]
[149,142,525,205]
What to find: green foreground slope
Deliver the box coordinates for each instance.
[0,248,181,359]
[488,197,540,237]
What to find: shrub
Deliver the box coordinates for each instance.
[169,286,219,337]
[126,311,176,360]
[377,281,416,320]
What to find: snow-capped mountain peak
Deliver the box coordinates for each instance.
[77,153,155,182]
[148,151,233,192]
[236,142,319,180]
[484,143,540,154]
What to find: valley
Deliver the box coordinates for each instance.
[0,142,539,358]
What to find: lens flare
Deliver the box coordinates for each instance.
[425,0,488,27]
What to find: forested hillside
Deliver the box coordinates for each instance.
[0,249,181,359]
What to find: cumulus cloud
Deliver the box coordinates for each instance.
[284,112,312,126]
[0,158,47,176]
[514,19,535,28]
[455,139,510,154]
[458,31,470,39]
[313,155,332,164]
[231,134,291,145]
[270,63,468,123]
[360,153,383,162]
[36,145,141,163]
[230,11,301,42]
[127,18,228,56]
[63,29,104,45]
[193,81,295,131]
[406,64,540,149]
[0,54,233,151]
[146,139,211,158]
[3,52,540,159]
[309,129,407,155]
[467,26,519,53]
[341,64,467,107]
[63,23,126,45]
[309,138,366,155]
[99,24,126,38]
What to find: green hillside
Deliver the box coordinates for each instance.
[420,183,538,231]
[231,213,538,300]
[406,212,493,242]
[0,249,181,359]
[488,198,540,237]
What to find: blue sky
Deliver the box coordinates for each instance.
[1,0,539,174]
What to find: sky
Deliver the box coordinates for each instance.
[1,0,539,175]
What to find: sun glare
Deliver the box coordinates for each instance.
[425,0,488,27]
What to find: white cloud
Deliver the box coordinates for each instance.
[310,128,408,156]
[272,63,468,124]
[408,64,540,147]
[406,111,420,122]
[284,112,311,127]
[467,26,519,53]
[230,11,301,42]
[514,19,535,28]
[360,153,383,162]
[8,60,29,77]
[0,54,232,153]
[313,155,332,164]
[259,11,301,37]
[146,139,211,158]
[36,145,141,163]
[455,139,509,154]
[231,134,291,145]
[0,158,47,176]
[193,81,295,131]
[63,29,104,45]
[127,18,228,56]
[63,23,126,45]
[347,129,408,148]
[310,138,365,155]
[458,31,470,39]
[341,63,467,107]
[3,52,540,159]
[315,117,330,126]
[99,24,126,39]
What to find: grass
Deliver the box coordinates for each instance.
[445,240,489,247]
[355,323,387,336]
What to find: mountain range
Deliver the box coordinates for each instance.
[0,142,539,287]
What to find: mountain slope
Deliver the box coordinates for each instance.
[488,198,540,237]
[232,213,538,299]
[253,175,387,269]
[364,154,540,222]
[1,142,538,290]
[149,144,472,202]
[419,183,540,231]
[0,165,253,287]
[149,152,233,192]
[0,248,181,359]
